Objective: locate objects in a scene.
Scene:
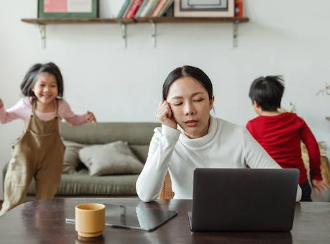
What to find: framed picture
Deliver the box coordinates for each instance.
[174,0,235,17]
[38,0,99,19]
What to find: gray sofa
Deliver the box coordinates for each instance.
[2,122,159,199]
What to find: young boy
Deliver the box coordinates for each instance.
[246,75,329,201]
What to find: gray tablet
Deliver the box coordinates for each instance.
[66,203,178,232]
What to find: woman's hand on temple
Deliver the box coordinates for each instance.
[311,179,330,194]
[155,101,177,129]
[86,111,97,125]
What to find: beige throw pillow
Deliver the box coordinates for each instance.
[79,141,144,176]
[63,140,86,174]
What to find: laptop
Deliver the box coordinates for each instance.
[188,168,299,232]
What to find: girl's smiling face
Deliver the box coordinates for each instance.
[32,72,58,105]
[167,76,214,139]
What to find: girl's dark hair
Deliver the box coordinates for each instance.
[249,75,285,111]
[162,65,213,100]
[20,62,64,98]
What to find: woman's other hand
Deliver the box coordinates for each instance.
[155,101,177,129]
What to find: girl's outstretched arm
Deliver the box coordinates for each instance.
[0,98,27,124]
[59,99,90,126]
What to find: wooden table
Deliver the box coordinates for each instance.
[0,198,329,244]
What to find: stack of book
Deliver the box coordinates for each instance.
[117,0,174,19]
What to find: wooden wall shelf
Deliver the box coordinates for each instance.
[21,17,250,48]
[21,17,249,24]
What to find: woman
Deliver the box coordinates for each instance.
[136,65,302,202]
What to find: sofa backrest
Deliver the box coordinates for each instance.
[60,122,160,163]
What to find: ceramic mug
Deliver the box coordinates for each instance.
[75,203,106,238]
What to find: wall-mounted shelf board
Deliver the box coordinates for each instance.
[21,17,250,48]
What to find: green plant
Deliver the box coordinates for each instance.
[280,102,296,113]
[289,102,296,113]
[316,84,330,96]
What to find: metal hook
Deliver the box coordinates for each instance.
[150,21,157,48]
[119,22,127,49]
[233,21,239,48]
[39,24,46,49]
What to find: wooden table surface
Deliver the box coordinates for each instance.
[0,198,329,244]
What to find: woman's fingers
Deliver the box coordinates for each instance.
[156,101,170,120]
[155,101,177,129]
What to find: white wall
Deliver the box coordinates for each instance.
[1,0,330,199]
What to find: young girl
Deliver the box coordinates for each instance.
[0,62,97,216]
[246,75,329,201]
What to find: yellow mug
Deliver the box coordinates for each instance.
[75,203,106,238]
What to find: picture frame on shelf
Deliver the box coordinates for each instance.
[174,0,235,17]
[38,0,99,19]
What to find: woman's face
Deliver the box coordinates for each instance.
[166,76,214,139]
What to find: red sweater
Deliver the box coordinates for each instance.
[246,113,322,184]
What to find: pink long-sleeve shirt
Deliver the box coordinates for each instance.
[0,97,87,129]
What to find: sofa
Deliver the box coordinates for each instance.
[2,122,160,200]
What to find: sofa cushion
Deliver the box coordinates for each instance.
[60,122,160,145]
[79,141,144,176]
[27,169,139,196]
[130,145,149,163]
[63,140,86,174]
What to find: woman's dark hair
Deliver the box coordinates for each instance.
[20,62,64,98]
[162,65,213,100]
[249,75,285,111]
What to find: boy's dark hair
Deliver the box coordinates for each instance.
[249,76,285,111]
[162,65,213,101]
[20,62,64,98]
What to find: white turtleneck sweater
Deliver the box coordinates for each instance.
[136,116,302,202]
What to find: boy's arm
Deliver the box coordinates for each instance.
[300,122,322,181]
[301,122,330,192]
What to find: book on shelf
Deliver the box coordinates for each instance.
[122,0,135,18]
[127,0,144,18]
[157,0,173,17]
[151,0,167,17]
[235,0,244,17]
[117,0,174,19]
[135,0,150,18]
[140,0,160,17]
[117,0,132,18]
